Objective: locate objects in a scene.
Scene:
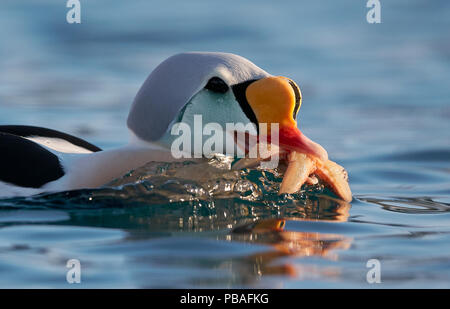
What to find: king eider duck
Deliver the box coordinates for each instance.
[0,52,351,201]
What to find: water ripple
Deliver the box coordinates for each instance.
[357,195,450,214]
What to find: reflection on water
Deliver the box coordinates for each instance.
[231,218,353,279]
[0,156,356,287]
[0,0,450,287]
[0,150,449,287]
[69,199,354,286]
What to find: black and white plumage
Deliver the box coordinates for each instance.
[0,126,101,197]
[0,125,102,153]
[0,131,65,188]
[0,122,178,198]
[0,52,270,198]
[0,52,326,198]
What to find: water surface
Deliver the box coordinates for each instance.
[0,0,449,288]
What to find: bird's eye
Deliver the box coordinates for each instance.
[204,77,229,93]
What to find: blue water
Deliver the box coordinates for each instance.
[0,0,450,288]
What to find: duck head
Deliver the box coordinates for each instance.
[127,52,327,162]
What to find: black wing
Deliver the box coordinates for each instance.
[0,132,65,188]
[0,125,102,152]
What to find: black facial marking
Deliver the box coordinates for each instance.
[0,125,102,152]
[288,80,301,119]
[204,77,229,94]
[232,79,259,130]
[0,133,65,188]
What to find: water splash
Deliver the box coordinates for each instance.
[0,155,349,224]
